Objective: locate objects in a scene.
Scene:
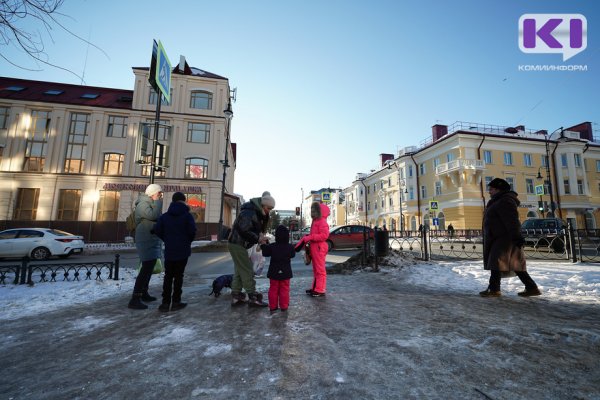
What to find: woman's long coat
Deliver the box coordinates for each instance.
[134,193,163,262]
[483,190,526,272]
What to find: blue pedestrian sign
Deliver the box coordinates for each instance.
[155,40,171,103]
[433,218,439,226]
[535,184,544,195]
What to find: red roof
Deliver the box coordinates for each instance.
[0,76,133,110]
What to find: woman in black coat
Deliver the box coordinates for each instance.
[480,178,541,297]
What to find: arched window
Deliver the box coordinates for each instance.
[410,216,417,231]
[185,158,208,179]
[585,211,596,229]
[437,212,446,230]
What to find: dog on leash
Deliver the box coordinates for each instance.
[209,274,233,298]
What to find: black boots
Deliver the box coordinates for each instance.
[479,288,501,297]
[128,293,148,309]
[141,291,157,302]
[518,287,542,297]
[248,292,268,307]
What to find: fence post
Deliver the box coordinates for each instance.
[19,256,29,285]
[114,254,120,280]
[567,223,577,263]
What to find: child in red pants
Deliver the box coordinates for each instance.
[261,225,296,313]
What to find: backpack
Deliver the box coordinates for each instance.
[125,210,138,232]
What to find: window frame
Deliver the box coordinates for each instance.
[184,157,209,179]
[189,91,213,110]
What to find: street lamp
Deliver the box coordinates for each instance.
[217,97,233,240]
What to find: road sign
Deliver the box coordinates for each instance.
[322,192,331,203]
[535,185,544,195]
[429,201,438,210]
[155,40,171,103]
[433,218,439,226]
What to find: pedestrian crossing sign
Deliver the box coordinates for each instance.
[535,185,544,195]
[429,201,438,210]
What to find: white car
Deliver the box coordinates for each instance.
[0,228,85,260]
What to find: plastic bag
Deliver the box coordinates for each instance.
[250,245,265,276]
[137,259,163,275]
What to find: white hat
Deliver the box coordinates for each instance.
[145,184,163,196]
[261,191,276,208]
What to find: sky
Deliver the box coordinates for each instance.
[1,0,599,209]
[1,252,598,321]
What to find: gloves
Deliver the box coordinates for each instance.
[294,239,306,253]
[514,236,525,248]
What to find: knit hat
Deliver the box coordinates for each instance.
[172,192,186,202]
[488,178,511,191]
[145,183,163,196]
[261,191,276,209]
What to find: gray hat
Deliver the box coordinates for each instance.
[261,191,276,208]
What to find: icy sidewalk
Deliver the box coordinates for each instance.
[1,264,599,400]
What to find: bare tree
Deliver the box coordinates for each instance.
[0,0,108,82]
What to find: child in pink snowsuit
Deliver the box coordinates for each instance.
[296,202,330,297]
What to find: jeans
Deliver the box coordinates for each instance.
[162,258,188,304]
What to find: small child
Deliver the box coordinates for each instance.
[260,225,296,313]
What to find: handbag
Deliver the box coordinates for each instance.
[137,259,163,275]
[303,242,312,265]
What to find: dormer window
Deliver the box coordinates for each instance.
[81,93,100,99]
[44,89,64,95]
[5,86,25,92]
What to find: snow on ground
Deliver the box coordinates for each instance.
[1,257,599,321]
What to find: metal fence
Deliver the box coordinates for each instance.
[384,225,600,263]
[0,254,120,285]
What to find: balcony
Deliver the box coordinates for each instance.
[436,158,485,186]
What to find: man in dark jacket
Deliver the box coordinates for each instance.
[261,225,296,313]
[228,191,274,307]
[153,192,197,311]
[480,178,541,297]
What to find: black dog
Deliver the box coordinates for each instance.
[209,274,233,298]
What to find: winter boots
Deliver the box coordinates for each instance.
[479,288,501,297]
[171,302,187,311]
[248,292,268,307]
[128,293,148,309]
[141,291,157,302]
[518,287,542,297]
[231,292,247,306]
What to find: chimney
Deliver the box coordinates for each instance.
[432,124,448,141]
[380,153,394,168]
[179,55,186,72]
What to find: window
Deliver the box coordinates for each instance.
[13,188,39,220]
[389,197,393,207]
[64,113,89,173]
[107,115,128,138]
[506,177,514,190]
[561,154,568,167]
[103,153,124,175]
[447,153,455,163]
[367,201,371,211]
[596,160,600,172]
[23,110,50,172]
[149,88,172,106]
[400,167,405,179]
[0,106,9,129]
[577,179,584,195]
[81,93,99,99]
[187,122,210,143]
[563,179,570,195]
[433,158,440,169]
[420,163,426,175]
[485,176,493,187]
[145,119,170,141]
[57,189,81,220]
[186,193,206,222]
[543,179,550,195]
[96,190,120,221]
[421,185,427,198]
[542,155,549,167]
[190,91,213,109]
[381,198,384,208]
[526,178,534,194]
[484,150,492,164]
[185,158,208,179]
[409,187,414,200]
[574,154,582,167]
[503,152,513,165]
[140,155,166,177]
[523,153,532,167]
[435,181,442,196]
[44,89,63,95]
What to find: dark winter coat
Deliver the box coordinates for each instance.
[153,201,197,261]
[483,190,526,272]
[134,193,163,262]
[261,225,296,280]
[229,198,269,249]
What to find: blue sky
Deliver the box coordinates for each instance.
[1,0,598,209]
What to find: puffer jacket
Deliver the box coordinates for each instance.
[261,225,296,280]
[153,201,197,261]
[483,190,526,272]
[134,193,163,262]
[229,198,269,249]
[305,203,331,245]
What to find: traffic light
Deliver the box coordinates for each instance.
[538,201,544,211]
[295,206,300,216]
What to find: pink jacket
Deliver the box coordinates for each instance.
[305,203,330,244]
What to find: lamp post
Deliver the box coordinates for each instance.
[217,98,233,240]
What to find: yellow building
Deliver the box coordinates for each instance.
[0,56,238,241]
[344,122,600,230]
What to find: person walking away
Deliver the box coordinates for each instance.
[295,202,330,297]
[261,225,296,314]
[228,191,275,307]
[480,178,541,297]
[153,192,197,312]
[447,223,455,239]
[128,184,164,310]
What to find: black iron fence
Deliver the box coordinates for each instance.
[383,225,599,263]
[0,254,120,285]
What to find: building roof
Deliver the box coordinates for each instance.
[0,76,134,109]
[132,63,228,81]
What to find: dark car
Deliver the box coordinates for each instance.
[521,218,566,253]
[326,225,374,251]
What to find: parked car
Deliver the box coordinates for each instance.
[0,228,85,260]
[521,218,566,253]
[326,225,374,251]
[291,226,311,242]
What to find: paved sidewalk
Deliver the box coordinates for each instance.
[1,266,599,399]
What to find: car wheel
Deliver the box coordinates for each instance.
[327,240,333,251]
[31,247,50,260]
